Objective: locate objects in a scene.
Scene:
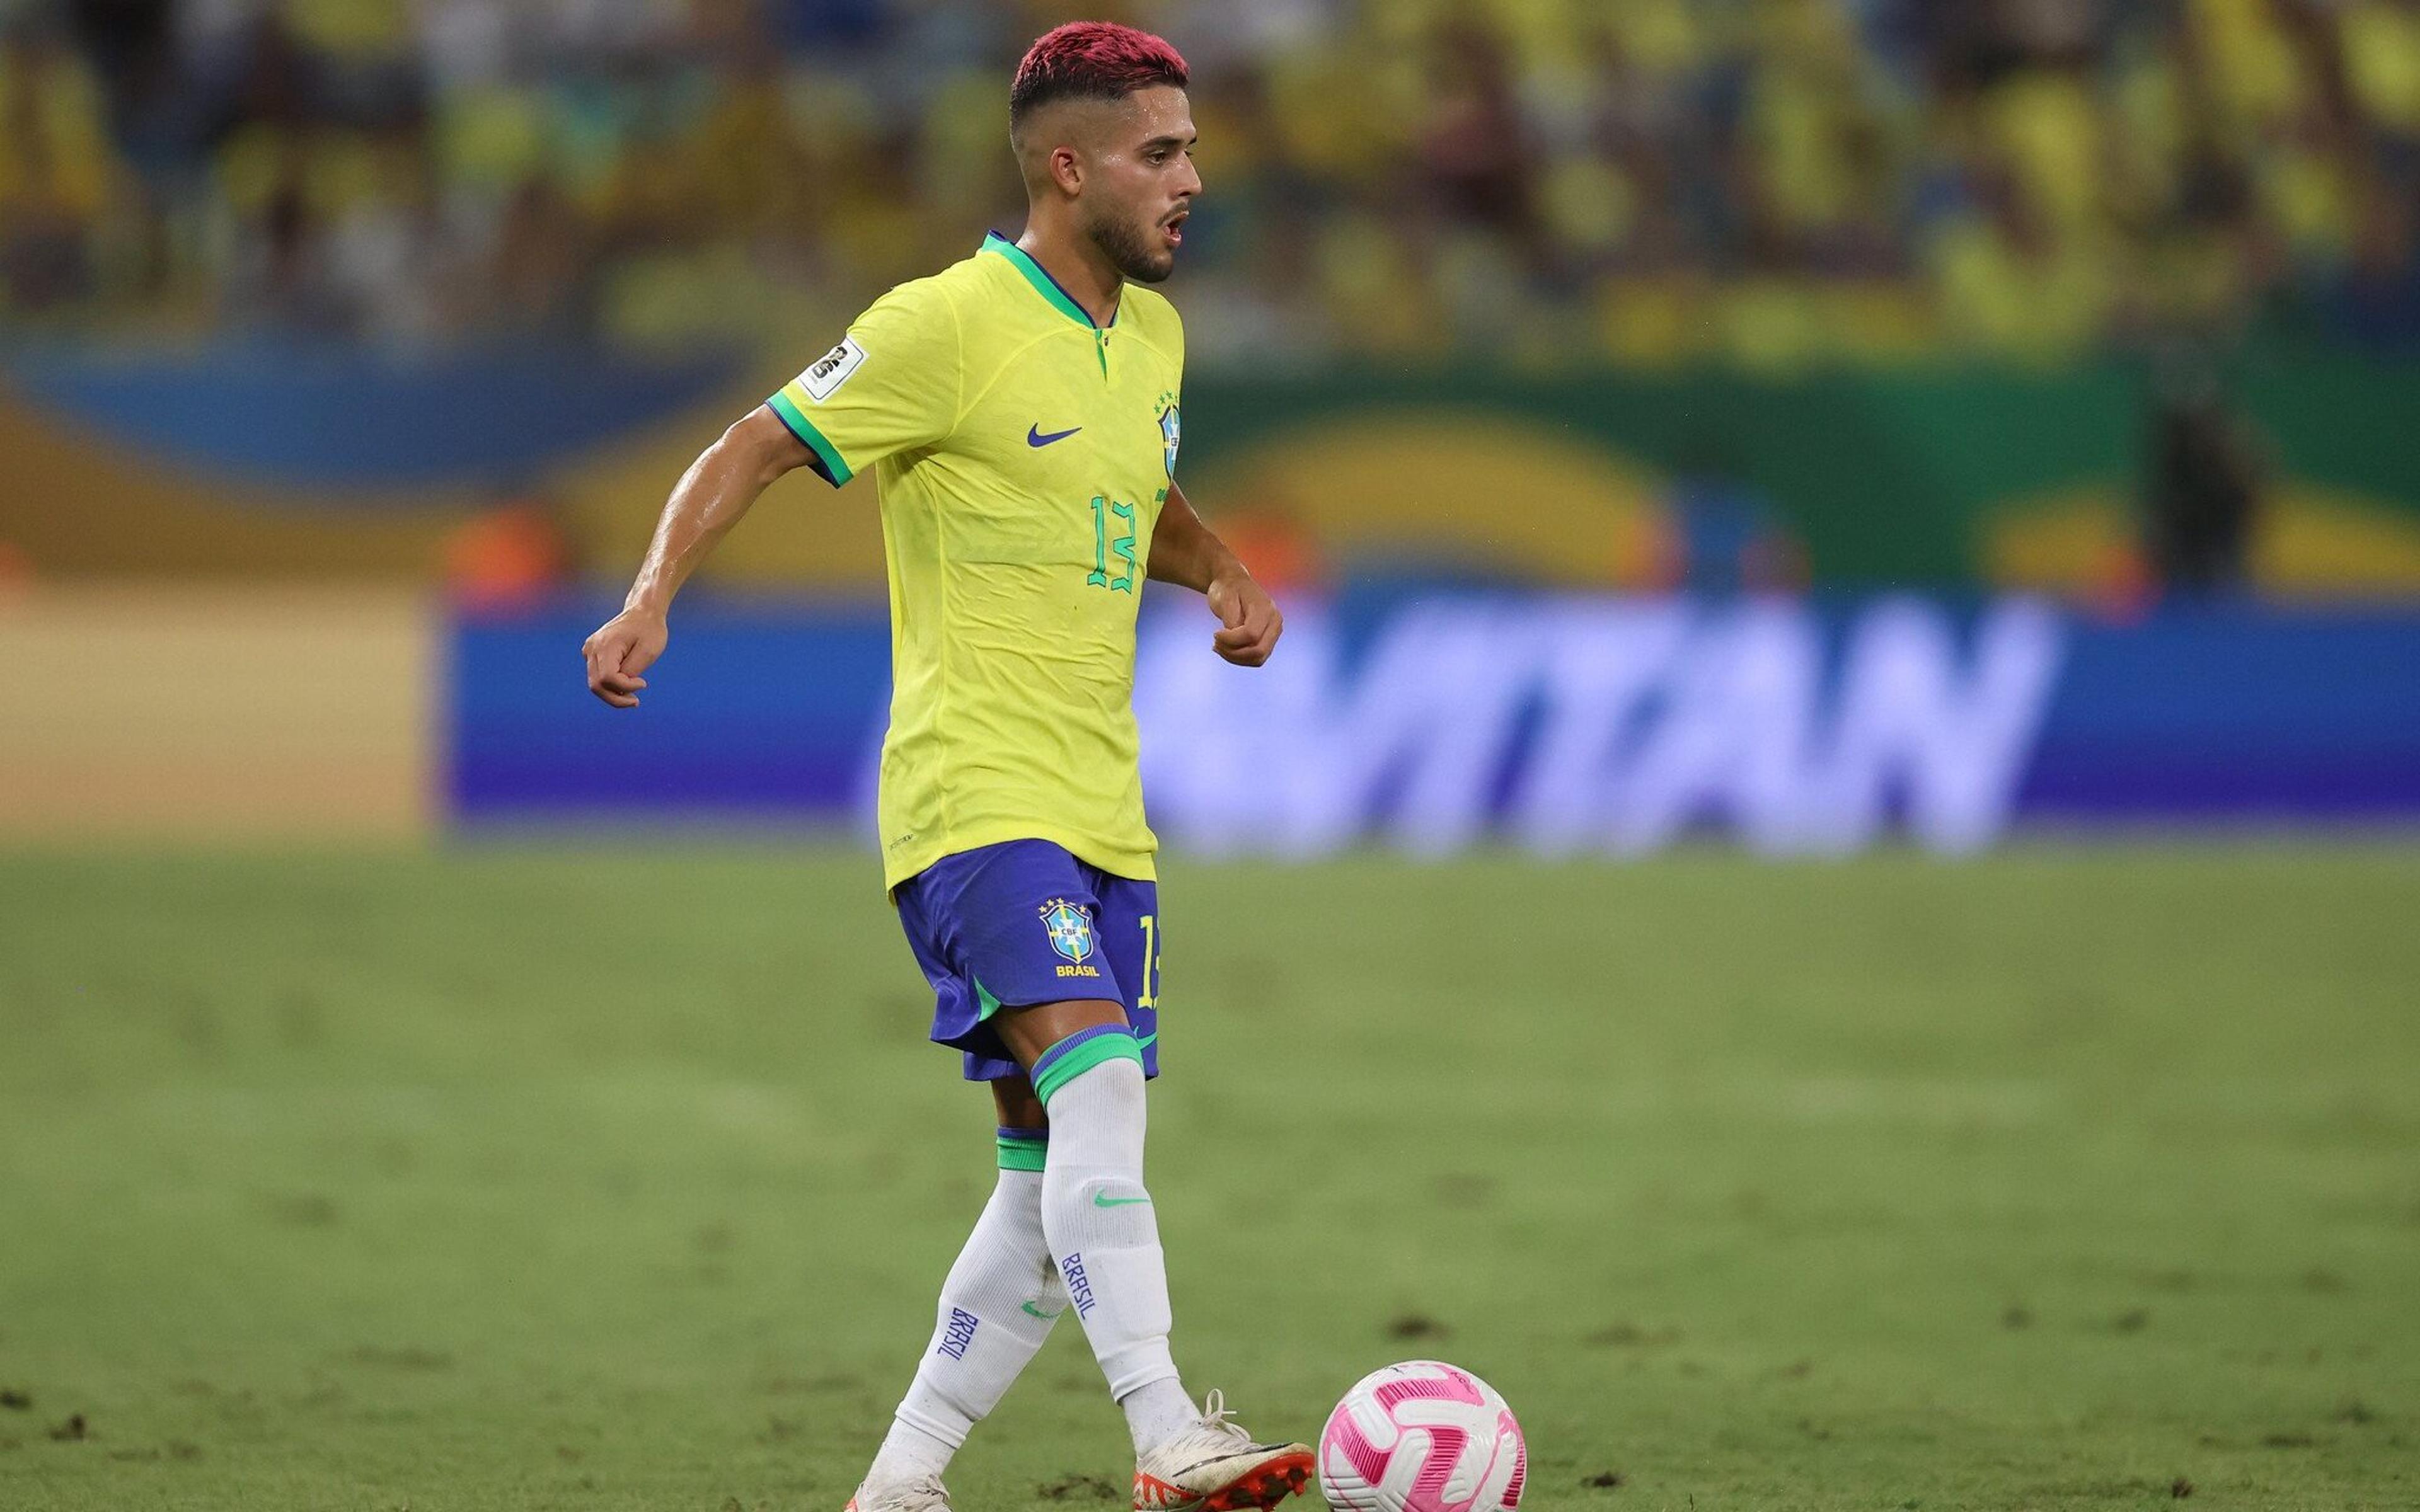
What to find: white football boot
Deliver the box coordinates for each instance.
[843,1475,951,1512]
[1130,1390,1313,1511]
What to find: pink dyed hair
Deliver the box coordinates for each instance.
[1010,21,1189,125]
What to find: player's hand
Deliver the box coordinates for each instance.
[582,606,667,708]
[1206,568,1281,667]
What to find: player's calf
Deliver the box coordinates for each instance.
[1027,1025,1204,1450]
[854,1125,1067,1507]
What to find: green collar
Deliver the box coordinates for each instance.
[982,231,1119,329]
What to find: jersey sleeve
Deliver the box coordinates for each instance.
[764,279,962,488]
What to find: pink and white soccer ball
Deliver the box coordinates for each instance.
[1318,1361,1526,1512]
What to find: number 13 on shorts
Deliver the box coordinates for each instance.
[1137,912,1163,1009]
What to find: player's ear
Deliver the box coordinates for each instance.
[1051,144,1083,197]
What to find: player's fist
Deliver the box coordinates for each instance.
[1207,568,1282,668]
[582,607,668,708]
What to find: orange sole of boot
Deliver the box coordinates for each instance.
[1199,1449,1315,1511]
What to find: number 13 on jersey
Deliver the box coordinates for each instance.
[1088,495,1137,592]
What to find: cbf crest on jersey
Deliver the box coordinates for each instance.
[1039,898,1097,964]
[1156,391,1180,478]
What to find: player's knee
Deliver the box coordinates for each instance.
[991,1075,1047,1132]
[996,1124,1049,1174]
[1045,1169,1157,1239]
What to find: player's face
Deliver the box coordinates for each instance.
[1081,85,1198,284]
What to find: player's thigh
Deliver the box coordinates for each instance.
[992,997,1130,1070]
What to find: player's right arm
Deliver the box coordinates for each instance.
[584,279,962,709]
[582,406,809,709]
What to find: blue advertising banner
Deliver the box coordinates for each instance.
[452,598,889,819]
[452,595,2420,850]
[2021,609,2420,822]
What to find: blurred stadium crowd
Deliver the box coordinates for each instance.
[3,0,2418,370]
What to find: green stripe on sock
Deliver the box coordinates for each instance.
[996,1134,1048,1172]
[1032,1031,1143,1106]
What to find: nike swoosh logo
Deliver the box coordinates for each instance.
[1022,1300,1064,1319]
[1093,1192,1151,1208]
[1027,424,1082,447]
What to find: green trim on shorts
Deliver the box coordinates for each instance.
[974,978,1003,1021]
[1033,1031,1143,1106]
[996,1133,1049,1172]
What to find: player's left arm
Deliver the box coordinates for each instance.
[1148,481,1281,667]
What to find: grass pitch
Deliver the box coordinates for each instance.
[1,844,2416,1511]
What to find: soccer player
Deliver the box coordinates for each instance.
[579,21,1306,1512]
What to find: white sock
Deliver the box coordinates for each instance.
[1033,1030,1193,1455]
[865,1416,954,1490]
[1121,1376,1200,1452]
[865,1145,1066,1491]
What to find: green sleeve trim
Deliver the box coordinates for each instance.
[1034,1031,1143,1106]
[766,390,854,486]
[996,1134,1049,1172]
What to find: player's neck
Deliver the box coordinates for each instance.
[1014,225,1123,327]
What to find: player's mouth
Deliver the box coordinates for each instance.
[1161,211,1187,248]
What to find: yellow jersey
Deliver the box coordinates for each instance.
[767,232,1184,890]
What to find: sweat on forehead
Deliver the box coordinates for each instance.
[1009,20,1188,127]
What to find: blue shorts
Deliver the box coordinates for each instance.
[893,839,1162,1084]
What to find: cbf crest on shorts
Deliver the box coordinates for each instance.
[1039,898,1097,967]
